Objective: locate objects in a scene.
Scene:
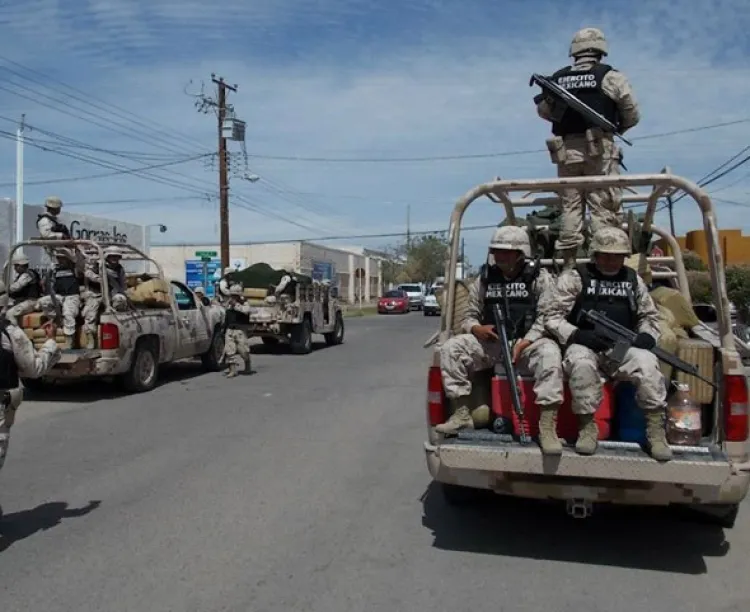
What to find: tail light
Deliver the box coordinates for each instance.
[724,374,749,442]
[100,323,120,350]
[427,366,446,426]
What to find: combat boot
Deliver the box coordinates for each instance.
[225,363,239,378]
[538,405,563,456]
[435,398,473,435]
[64,335,75,350]
[575,414,598,455]
[85,332,96,349]
[644,410,673,462]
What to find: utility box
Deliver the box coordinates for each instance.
[222,118,246,141]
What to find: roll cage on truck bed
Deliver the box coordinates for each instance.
[424,169,750,527]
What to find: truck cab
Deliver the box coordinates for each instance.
[424,171,749,527]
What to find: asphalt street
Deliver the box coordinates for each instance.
[0,312,748,612]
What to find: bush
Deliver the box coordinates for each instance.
[686,270,712,304]
[725,265,750,323]
[682,249,707,271]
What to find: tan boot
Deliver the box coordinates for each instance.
[85,332,96,349]
[435,398,474,435]
[538,405,563,455]
[645,410,673,462]
[64,335,75,350]
[225,363,239,378]
[575,414,599,455]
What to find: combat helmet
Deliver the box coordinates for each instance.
[45,196,63,210]
[489,225,531,257]
[229,284,243,296]
[589,227,631,256]
[569,27,608,58]
[12,252,29,265]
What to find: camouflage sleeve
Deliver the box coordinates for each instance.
[36,217,66,239]
[634,275,661,341]
[536,99,554,122]
[8,272,33,293]
[460,277,484,334]
[84,265,100,284]
[602,70,640,132]
[525,268,555,343]
[4,326,61,378]
[544,269,582,345]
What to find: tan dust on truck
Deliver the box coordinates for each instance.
[424,170,750,528]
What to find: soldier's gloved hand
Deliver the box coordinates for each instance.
[633,332,656,350]
[569,329,609,353]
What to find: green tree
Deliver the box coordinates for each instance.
[403,234,449,282]
[686,270,713,304]
[725,265,750,323]
[682,249,707,271]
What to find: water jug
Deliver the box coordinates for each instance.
[666,382,702,446]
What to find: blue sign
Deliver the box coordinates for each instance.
[185,258,221,298]
[312,261,334,281]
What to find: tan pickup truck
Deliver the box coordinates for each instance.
[424,171,749,528]
[5,240,225,394]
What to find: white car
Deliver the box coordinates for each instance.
[397,283,424,311]
[423,288,440,316]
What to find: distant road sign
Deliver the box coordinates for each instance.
[195,250,217,258]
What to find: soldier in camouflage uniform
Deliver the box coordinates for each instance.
[81,247,129,348]
[4,253,41,325]
[544,227,672,461]
[224,284,253,377]
[535,28,641,265]
[39,249,82,349]
[436,226,566,455]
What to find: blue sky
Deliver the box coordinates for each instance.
[1,0,750,267]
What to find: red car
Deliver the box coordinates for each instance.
[378,289,410,314]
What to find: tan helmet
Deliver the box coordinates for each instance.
[45,195,63,210]
[589,227,631,256]
[104,246,122,259]
[489,225,531,258]
[569,27,608,58]
[12,252,29,265]
[194,286,205,295]
[229,284,243,296]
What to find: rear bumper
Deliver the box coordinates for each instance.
[46,353,123,378]
[424,435,750,506]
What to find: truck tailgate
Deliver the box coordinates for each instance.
[434,431,731,486]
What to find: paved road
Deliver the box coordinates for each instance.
[1,313,748,612]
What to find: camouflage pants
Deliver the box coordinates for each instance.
[563,343,667,415]
[4,299,38,324]
[39,294,81,336]
[555,136,623,252]
[0,389,22,473]
[440,334,564,406]
[224,328,251,372]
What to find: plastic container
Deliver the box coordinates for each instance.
[613,382,647,445]
[666,382,702,446]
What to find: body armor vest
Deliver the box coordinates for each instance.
[37,213,70,237]
[550,63,620,137]
[10,269,41,300]
[0,322,19,390]
[480,261,540,341]
[568,263,638,330]
[225,304,250,327]
[54,268,80,296]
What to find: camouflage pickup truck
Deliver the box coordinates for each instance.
[425,171,750,528]
[241,281,344,354]
[5,240,225,394]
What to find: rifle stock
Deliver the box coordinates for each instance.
[530,73,632,146]
[491,304,531,444]
[579,309,716,387]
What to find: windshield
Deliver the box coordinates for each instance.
[399,285,421,292]
[383,290,405,298]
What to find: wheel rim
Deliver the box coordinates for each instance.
[138,351,156,385]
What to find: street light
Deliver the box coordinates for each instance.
[142,223,168,272]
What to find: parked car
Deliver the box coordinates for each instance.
[378,289,410,314]
[423,288,441,316]
[396,283,424,310]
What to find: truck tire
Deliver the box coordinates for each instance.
[121,340,159,393]
[686,502,740,529]
[201,326,224,372]
[290,318,313,354]
[324,312,344,346]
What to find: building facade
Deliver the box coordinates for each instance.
[657,228,750,265]
[149,241,385,303]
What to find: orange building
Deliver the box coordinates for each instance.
[658,229,750,265]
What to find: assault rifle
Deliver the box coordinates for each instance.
[45,268,63,326]
[579,309,716,387]
[529,73,632,146]
[492,304,531,444]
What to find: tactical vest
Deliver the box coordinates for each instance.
[480,261,540,340]
[54,268,81,296]
[106,264,125,294]
[9,269,41,300]
[568,263,637,330]
[550,63,620,137]
[36,213,70,237]
[0,322,20,390]
[225,305,250,327]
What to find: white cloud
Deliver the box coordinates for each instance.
[0,0,749,266]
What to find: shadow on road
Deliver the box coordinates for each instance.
[23,361,209,404]
[0,500,101,553]
[251,341,329,355]
[420,482,730,574]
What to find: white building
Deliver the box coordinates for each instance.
[149,241,386,303]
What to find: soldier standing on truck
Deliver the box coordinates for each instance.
[39,249,82,349]
[4,253,41,325]
[435,226,566,455]
[535,28,640,266]
[544,227,672,461]
[224,285,253,378]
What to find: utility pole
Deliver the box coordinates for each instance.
[15,114,25,246]
[406,204,411,248]
[666,195,676,236]
[212,75,237,270]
